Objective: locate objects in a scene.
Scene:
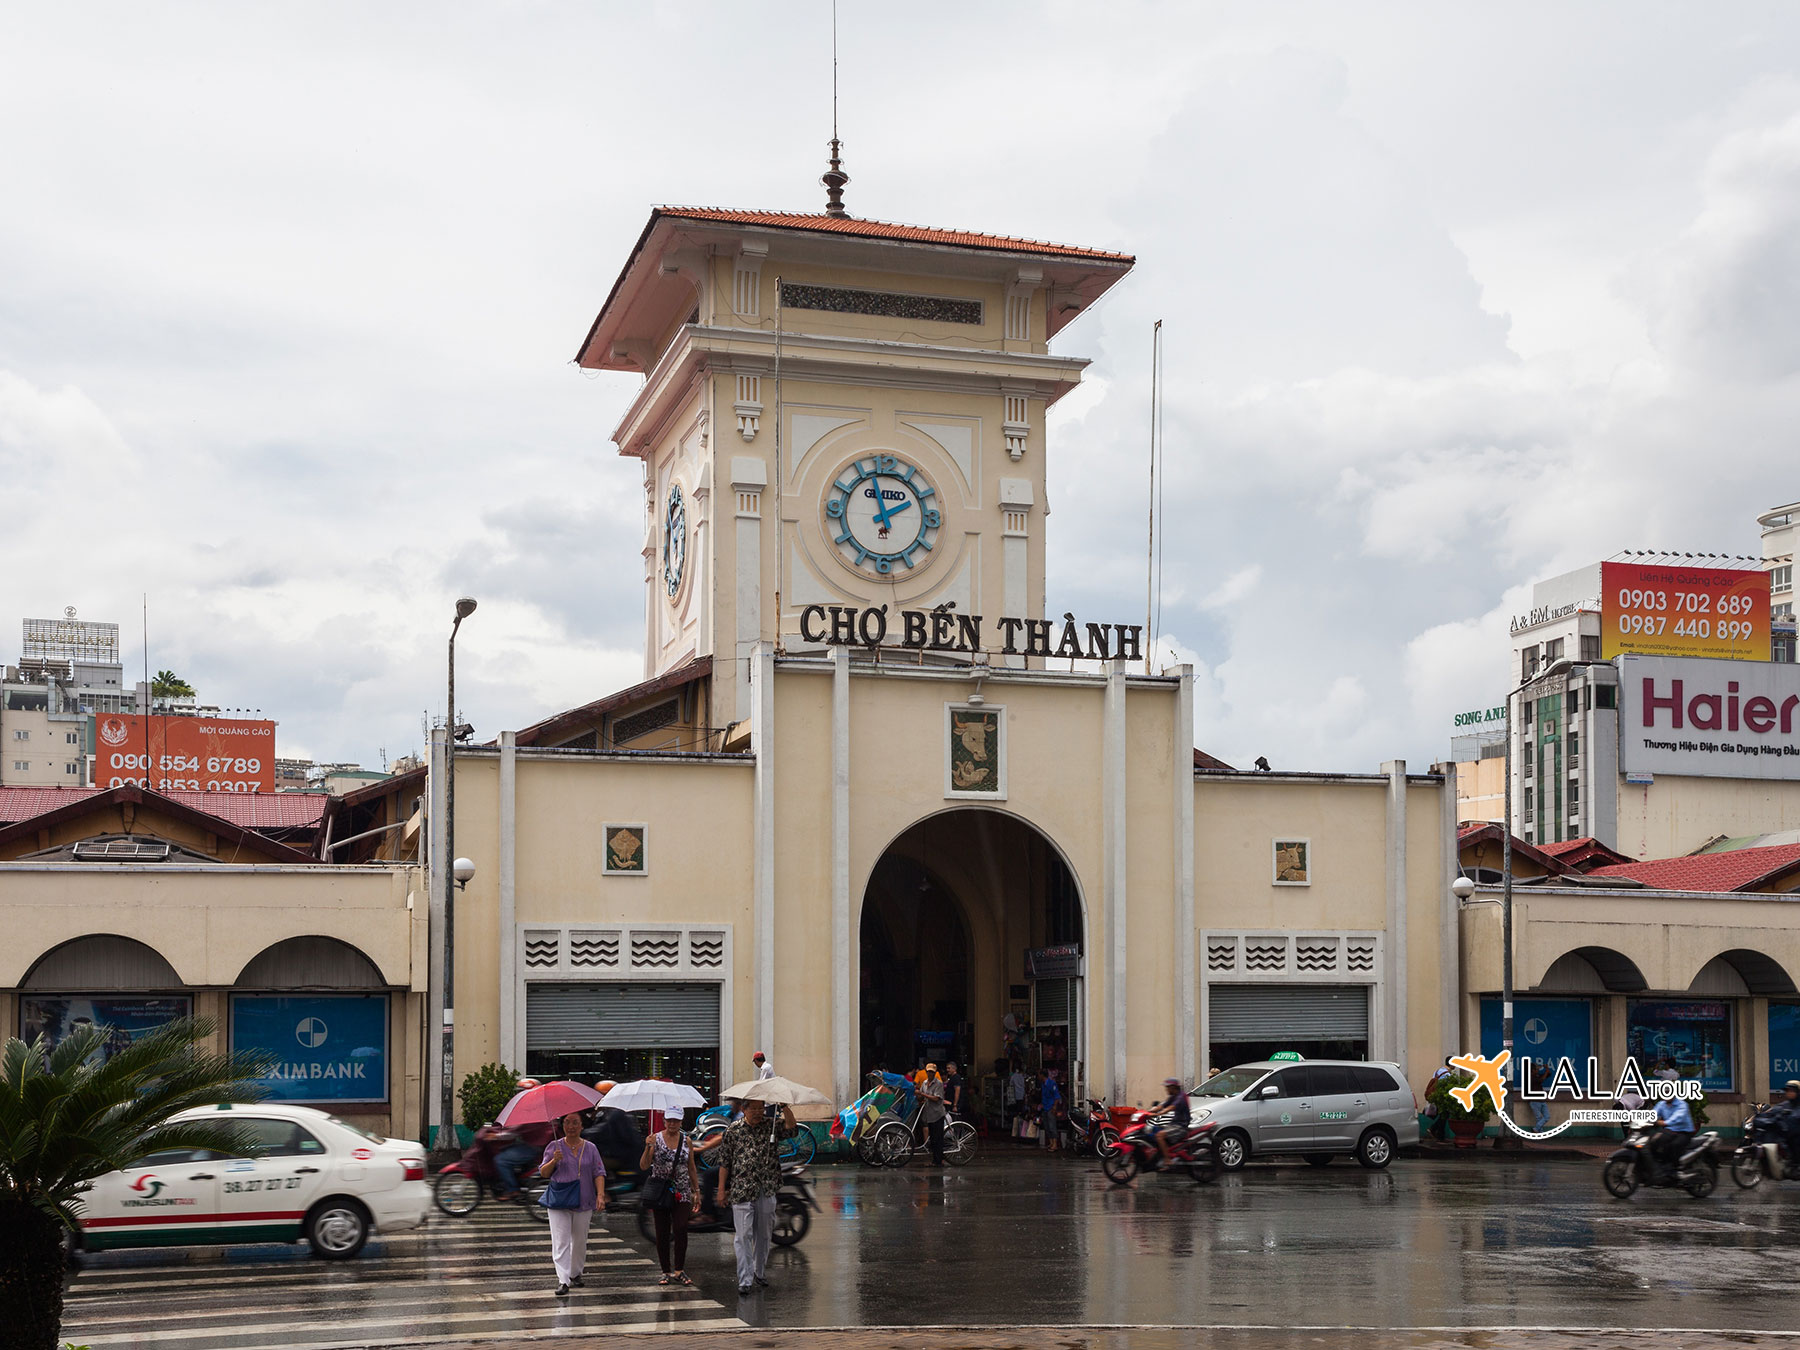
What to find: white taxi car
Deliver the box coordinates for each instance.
[76,1103,429,1260]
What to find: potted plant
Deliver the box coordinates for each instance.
[1427,1069,1493,1147]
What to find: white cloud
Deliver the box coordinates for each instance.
[4,3,1800,773]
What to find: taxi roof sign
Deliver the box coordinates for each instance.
[1269,1051,1304,1061]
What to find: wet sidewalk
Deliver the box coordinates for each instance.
[414,1326,1800,1350]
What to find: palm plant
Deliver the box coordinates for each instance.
[150,670,194,700]
[0,1018,274,1350]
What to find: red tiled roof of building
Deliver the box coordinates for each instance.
[1586,842,1800,893]
[1536,836,1634,871]
[1193,748,1236,773]
[0,785,328,830]
[655,207,1136,263]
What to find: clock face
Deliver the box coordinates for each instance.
[825,454,941,575]
[663,485,686,598]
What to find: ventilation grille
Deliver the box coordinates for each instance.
[1346,939,1376,973]
[632,933,680,968]
[1206,939,1237,973]
[778,281,981,325]
[569,931,619,969]
[1244,939,1286,972]
[688,932,725,969]
[1295,938,1337,973]
[523,932,560,969]
[72,839,173,861]
[612,700,679,747]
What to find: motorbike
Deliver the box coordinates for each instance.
[1101,1110,1218,1185]
[434,1124,550,1221]
[1732,1103,1799,1188]
[693,1102,819,1167]
[1602,1125,1721,1199]
[636,1163,820,1246]
[1075,1097,1122,1158]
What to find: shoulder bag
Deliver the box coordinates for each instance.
[541,1142,584,1210]
[642,1137,683,1211]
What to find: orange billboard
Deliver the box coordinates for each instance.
[1600,561,1771,662]
[94,714,276,793]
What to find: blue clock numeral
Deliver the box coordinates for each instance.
[923,508,940,528]
[825,498,844,518]
[874,454,897,474]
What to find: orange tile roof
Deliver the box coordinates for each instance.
[655,207,1135,263]
[1586,842,1800,893]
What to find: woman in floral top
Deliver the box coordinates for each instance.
[638,1114,703,1285]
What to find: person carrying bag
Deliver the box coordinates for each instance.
[538,1111,605,1297]
[639,1115,704,1286]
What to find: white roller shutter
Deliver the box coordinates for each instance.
[1208,985,1369,1042]
[526,983,720,1051]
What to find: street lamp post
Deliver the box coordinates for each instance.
[1500,655,1569,1140]
[439,596,477,1158]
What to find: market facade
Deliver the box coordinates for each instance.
[419,203,1465,1128]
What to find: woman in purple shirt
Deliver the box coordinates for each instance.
[538,1111,605,1296]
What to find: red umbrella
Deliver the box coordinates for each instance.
[497,1079,605,1126]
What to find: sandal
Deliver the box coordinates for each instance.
[658,1274,671,1286]
[676,1273,694,1287]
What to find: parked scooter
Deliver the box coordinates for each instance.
[1732,1102,1799,1188]
[434,1123,550,1221]
[636,1164,820,1246]
[1101,1110,1218,1185]
[1075,1098,1122,1158]
[1602,1125,1721,1199]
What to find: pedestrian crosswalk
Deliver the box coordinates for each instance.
[61,1202,743,1349]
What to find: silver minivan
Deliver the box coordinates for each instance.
[1188,1059,1418,1171]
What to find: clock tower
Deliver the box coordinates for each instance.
[576,202,1133,732]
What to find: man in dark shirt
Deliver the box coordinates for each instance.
[1147,1078,1191,1169]
[714,1098,797,1295]
[944,1063,967,1119]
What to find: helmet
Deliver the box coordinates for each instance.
[1786,1080,1800,1094]
[515,1077,541,1091]
[594,1080,616,1097]
[752,1051,766,1061]
[1164,1077,1182,1089]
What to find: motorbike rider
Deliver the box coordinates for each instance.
[1647,1091,1695,1183]
[1146,1077,1191,1168]
[1768,1080,1800,1166]
[493,1078,553,1199]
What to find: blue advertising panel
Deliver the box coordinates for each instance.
[19,996,191,1061]
[1770,1005,1800,1093]
[1479,997,1593,1084]
[1626,999,1733,1092]
[231,994,388,1103]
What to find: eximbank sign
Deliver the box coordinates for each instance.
[1620,654,1800,781]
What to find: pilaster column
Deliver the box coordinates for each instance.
[831,647,852,1105]
[498,730,517,1069]
[999,479,1032,668]
[751,642,777,1054]
[1105,660,1129,1105]
[732,457,767,726]
[1384,759,1408,1073]
[1174,666,1196,1085]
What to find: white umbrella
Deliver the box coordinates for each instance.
[718,1075,832,1108]
[596,1079,707,1114]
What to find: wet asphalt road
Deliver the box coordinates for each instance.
[61,1150,1800,1347]
[679,1150,1800,1334]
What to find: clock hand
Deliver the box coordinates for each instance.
[868,477,900,530]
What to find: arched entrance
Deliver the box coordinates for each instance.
[859,809,1084,1108]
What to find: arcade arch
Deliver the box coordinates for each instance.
[858,808,1085,1101]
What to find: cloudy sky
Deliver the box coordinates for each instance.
[3,2,1797,772]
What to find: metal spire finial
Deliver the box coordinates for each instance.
[821,0,849,216]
